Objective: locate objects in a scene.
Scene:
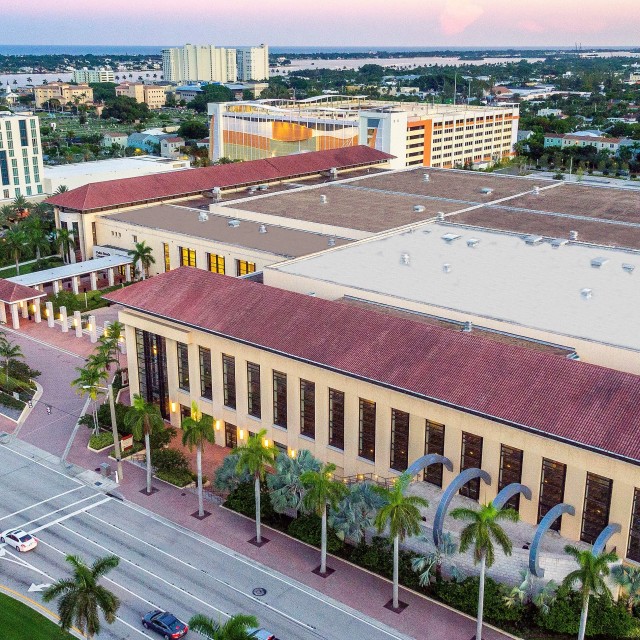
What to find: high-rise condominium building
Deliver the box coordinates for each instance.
[162,45,238,83]
[72,68,115,83]
[0,112,44,200]
[236,44,269,81]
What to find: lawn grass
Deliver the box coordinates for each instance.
[0,591,75,640]
[0,257,64,279]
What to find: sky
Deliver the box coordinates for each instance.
[3,0,640,47]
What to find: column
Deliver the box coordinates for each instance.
[107,268,115,287]
[90,271,98,291]
[74,310,82,338]
[125,264,132,282]
[33,300,41,324]
[0,302,6,324]
[88,315,97,343]
[53,280,60,295]
[10,304,20,330]
[60,306,68,332]
[46,301,54,328]
[20,301,28,319]
[103,320,110,337]
[72,276,79,295]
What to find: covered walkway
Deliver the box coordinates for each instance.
[7,255,134,295]
[0,279,47,329]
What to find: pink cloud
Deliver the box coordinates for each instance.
[439,0,485,35]
[517,19,544,33]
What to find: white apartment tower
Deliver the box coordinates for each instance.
[162,45,239,83]
[72,68,115,83]
[0,112,44,200]
[236,44,269,81]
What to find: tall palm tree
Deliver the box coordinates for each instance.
[612,564,640,613]
[54,226,75,263]
[188,613,259,639]
[25,217,50,262]
[181,401,216,517]
[0,336,23,385]
[3,227,28,274]
[450,502,519,640]
[71,363,107,434]
[300,462,349,575]
[563,546,618,640]
[374,473,428,609]
[12,194,29,216]
[125,394,165,494]
[54,184,69,194]
[127,240,155,280]
[0,204,15,226]
[43,554,120,639]
[233,429,277,545]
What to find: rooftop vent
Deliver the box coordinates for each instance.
[329,167,338,179]
[590,257,608,268]
[212,186,222,202]
[580,288,592,299]
[259,224,267,234]
[569,230,579,241]
[198,211,209,222]
[436,211,445,222]
[328,236,336,247]
[401,253,410,265]
[320,194,327,204]
[442,233,461,243]
[480,187,493,195]
[622,263,635,274]
[467,238,480,248]
[524,235,543,245]
[551,238,569,248]
[532,186,540,195]
[307,292,316,297]
[413,205,426,213]
[228,219,240,228]
[462,321,472,332]
[423,173,430,182]
[443,263,452,273]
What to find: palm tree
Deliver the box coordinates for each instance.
[267,449,320,514]
[450,502,519,640]
[72,364,107,434]
[233,429,277,545]
[43,554,120,639]
[300,462,349,575]
[563,546,618,640]
[329,482,385,545]
[181,401,216,517]
[612,564,640,613]
[127,240,155,280]
[0,337,23,384]
[54,184,69,194]
[188,613,259,639]
[374,473,428,609]
[3,227,28,274]
[0,204,15,226]
[54,226,74,263]
[411,531,458,586]
[12,194,30,216]
[25,217,50,262]
[125,394,165,494]
[100,320,124,367]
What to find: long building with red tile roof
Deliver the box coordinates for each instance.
[107,266,640,558]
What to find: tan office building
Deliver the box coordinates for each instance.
[115,83,166,109]
[34,83,94,109]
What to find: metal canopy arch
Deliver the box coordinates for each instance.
[492,483,532,510]
[529,503,575,577]
[592,523,622,556]
[406,453,453,477]
[433,468,491,546]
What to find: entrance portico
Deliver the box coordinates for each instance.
[0,280,47,330]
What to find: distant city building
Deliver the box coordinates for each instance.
[236,45,269,81]
[537,108,564,117]
[160,136,184,158]
[544,133,627,154]
[162,44,239,83]
[0,111,44,200]
[629,72,640,83]
[33,83,94,109]
[72,67,115,83]
[209,97,519,169]
[101,132,129,148]
[115,83,167,109]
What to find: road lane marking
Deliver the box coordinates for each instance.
[0,486,86,522]
[0,444,83,484]
[19,494,104,529]
[1,326,86,359]
[29,498,111,534]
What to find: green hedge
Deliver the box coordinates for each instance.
[224,481,277,522]
[0,391,25,410]
[151,447,189,474]
[155,469,196,487]
[287,514,343,554]
[89,431,114,450]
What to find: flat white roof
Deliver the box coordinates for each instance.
[44,156,187,179]
[268,223,640,352]
[7,255,132,287]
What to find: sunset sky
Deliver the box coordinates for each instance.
[4,0,640,47]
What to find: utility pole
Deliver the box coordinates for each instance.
[109,383,124,482]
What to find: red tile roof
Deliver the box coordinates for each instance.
[0,279,46,303]
[106,268,640,465]
[46,146,393,213]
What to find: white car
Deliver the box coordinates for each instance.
[0,529,38,552]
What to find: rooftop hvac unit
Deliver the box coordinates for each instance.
[329,167,338,179]
[423,173,430,182]
[580,288,592,299]
[480,187,493,195]
[327,236,336,247]
[442,233,461,242]
[228,219,240,228]
[551,238,568,248]
[198,211,209,222]
[532,186,540,196]
[212,187,222,202]
[524,235,543,245]
[463,321,473,332]
[259,224,267,234]
[443,263,452,273]
[590,257,608,268]
[401,253,410,265]
[622,263,635,274]
[436,211,445,222]
[569,230,579,241]
[413,205,426,213]
[467,238,480,248]
[320,194,328,204]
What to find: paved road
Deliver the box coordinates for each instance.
[0,445,411,640]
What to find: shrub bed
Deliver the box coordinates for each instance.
[88,431,114,450]
[155,469,196,487]
[0,391,25,411]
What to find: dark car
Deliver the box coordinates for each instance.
[142,610,188,639]
[248,628,276,640]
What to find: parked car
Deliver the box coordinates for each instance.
[142,610,188,639]
[0,529,37,552]
[249,628,276,640]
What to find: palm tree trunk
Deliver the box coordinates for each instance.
[145,432,152,494]
[36,246,41,261]
[15,254,19,275]
[255,473,261,544]
[477,553,486,640]
[196,445,203,517]
[578,595,590,640]
[320,504,328,574]
[139,260,145,280]
[393,534,400,609]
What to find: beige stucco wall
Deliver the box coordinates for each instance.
[120,308,640,559]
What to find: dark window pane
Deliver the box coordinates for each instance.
[177,342,189,391]
[498,445,524,512]
[199,346,212,400]
[328,388,344,450]
[581,473,613,544]
[358,399,376,462]
[224,422,237,449]
[424,420,445,487]
[247,362,261,419]
[538,458,567,531]
[300,379,315,439]
[222,354,236,409]
[135,329,169,418]
[273,371,287,428]
[390,409,409,472]
[628,488,640,562]
[459,432,483,500]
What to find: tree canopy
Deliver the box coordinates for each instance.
[190,85,235,113]
[178,120,209,140]
[101,96,150,123]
